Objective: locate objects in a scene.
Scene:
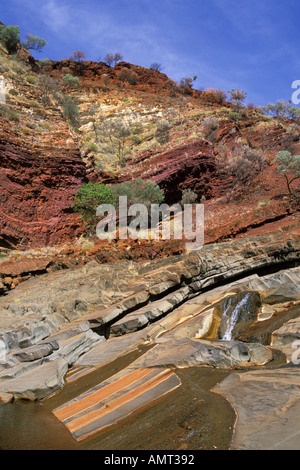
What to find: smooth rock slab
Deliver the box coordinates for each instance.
[130,338,273,369]
[0,330,104,401]
[0,341,59,370]
[213,367,300,450]
[53,367,181,441]
[0,358,69,401]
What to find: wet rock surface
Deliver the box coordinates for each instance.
[213,367,300,450]
[0,227,299,449]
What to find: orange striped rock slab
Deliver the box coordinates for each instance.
[53,367,181,441]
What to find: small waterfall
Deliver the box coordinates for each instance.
[221,292,252,341]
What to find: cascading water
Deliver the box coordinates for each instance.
[221,292,252,341]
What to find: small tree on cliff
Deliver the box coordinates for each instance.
[104,52,124,66]
[72,182,115,233]
[113,52,124,65]
[68,50,86,62]
[228,88,247,113]
[150,63,163,72]
[22,33,46,52]
[274,150,300,195]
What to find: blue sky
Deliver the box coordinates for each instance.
[1,0,300,106]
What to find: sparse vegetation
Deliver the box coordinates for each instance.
[180,76,197,86]
[155,120,171,144]
[201,116,219,142]
[93,117,132,166]
[0,104,19,121]
[261,100,300,121]
[178,76,197,95]
[38,75,61,106]
[87,142,98,152]
[220,145,268,201]
[228,88,247,114]
[39,58,51,69]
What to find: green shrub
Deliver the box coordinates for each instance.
[88,142,98,152]
[8,88,18,96]
[72,182,115,232]
[8,111,19,121]
[155,120,171,144]
[111,178,165,210]
[27,98,40,107]
[0,25,20,54]
[25,74,36,84]
[181,189,198,205]
[228,111,242,121]
[60,94,79,126]
[38,121,50,130]
[62,73,79,88]
[131,135,142,145]
[25,121,36,129]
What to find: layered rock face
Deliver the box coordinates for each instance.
[118,138,224,203]
[0,114,86,249]
[1,50,299,250]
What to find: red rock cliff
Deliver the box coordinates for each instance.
[0,117,87,249]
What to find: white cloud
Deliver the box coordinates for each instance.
[41,0,72,33]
